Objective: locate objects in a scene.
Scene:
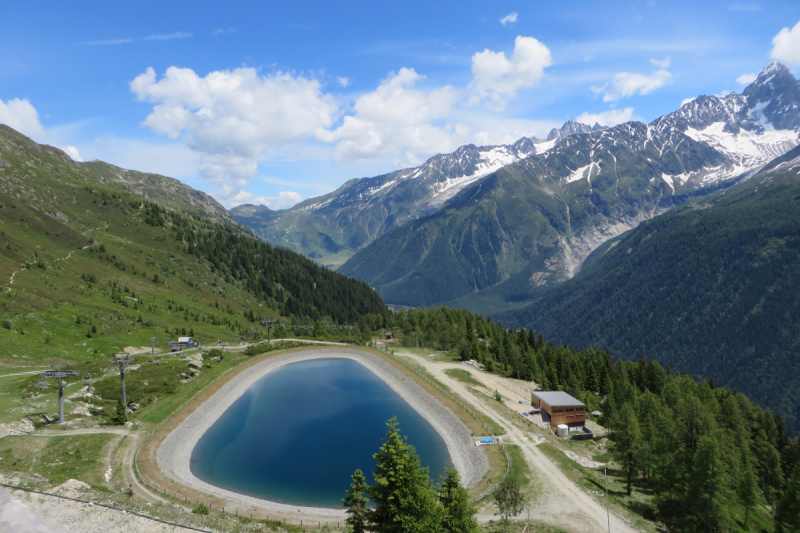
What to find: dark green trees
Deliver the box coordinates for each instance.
[440,468,478,533]
[343,469,370,533]
[344,418,477,533]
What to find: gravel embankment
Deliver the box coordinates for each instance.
[157,349,488,516]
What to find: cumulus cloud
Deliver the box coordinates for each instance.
[736,72,757,85]
[575,108,637,127]
[500,12,518,25]
[594,68,673,102]
[0,97,46,139]
[130,66,339,196]
[681,97,696,107]
[468,36,553,111]
[336,76,351,87]
[650,56,671,68]
[317,67,460,163]
[771,19,800,67]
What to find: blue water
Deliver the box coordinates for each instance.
[190,358,450,507]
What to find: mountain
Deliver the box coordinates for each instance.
[0,124,385,359]
[229,120,604,268]
[337,62,800,309]
[500,144,800,432]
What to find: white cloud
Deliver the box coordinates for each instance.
[336,76,351,88]
[222,188,303,210]
[650,56,671,68]
[736,72,757,85]
[468,36,553,111]
[681,97,696,107]
[80,38,133,46]
[130,66,339,192]
[212,27,239,37]
[500,12,518,26]
[729,2,760,11]
[144,32,192,41]
[575,108,637,127]
[598,69,673,102]
[771,19,800,67]
[59,145,82,161]
[317,67,459,163]
[0,97,46,139]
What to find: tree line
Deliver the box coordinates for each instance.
[361,305,799,531]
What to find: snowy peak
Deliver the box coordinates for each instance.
[546,120,606,142]
[742,61,800,131]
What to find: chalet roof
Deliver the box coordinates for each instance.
[177,337,192,343]
[531,391,585,407]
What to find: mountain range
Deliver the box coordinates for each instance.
[233,62,800,312]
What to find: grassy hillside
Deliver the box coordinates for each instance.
[0,125,385,362]
[502,145,800,432]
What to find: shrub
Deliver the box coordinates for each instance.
[192,502,210,515]
[1,320,10,330]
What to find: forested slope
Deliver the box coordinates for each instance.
[503,145,800,432]
[0,125,385,360]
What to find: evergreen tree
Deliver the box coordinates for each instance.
[737,448,759,529]
[439,467,478,533]
[113,398,127,425]
[775,466,800,533]
[611,403,642,495]
[368,418,441,533]
[683,435,734,533]
[343,469,370,533]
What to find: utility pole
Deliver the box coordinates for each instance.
[150,337,156,354]
[41,366,78,424]
[605,468,611,533]
[261,319,275,342]
[109,353,133,407]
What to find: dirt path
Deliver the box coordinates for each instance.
[3,222,106,294]
[28,427,174,509]
[398,350,639,533]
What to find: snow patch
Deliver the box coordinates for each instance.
[565,162,600,184]
[684,122,799,184]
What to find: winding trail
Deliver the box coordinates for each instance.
[3,221,107,294]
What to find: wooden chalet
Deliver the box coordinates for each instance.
[531,391,586,431]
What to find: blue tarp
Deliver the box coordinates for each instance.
[480,438,494,444]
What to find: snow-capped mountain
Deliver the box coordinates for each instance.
[230,120,596,266]
[233,62,800,286]
[336,62,800,308]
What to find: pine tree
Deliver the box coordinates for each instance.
[611,403,642,495]
[683,435,734,533]
[775,466,800,533]
[439,467,478,533]
[737,448,759,529]
[113,398,127,425]
[343,469,370,533]
[368,418,441,533]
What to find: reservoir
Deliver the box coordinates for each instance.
[190,358,451,507]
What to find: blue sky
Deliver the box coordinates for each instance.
[1,1,799,209]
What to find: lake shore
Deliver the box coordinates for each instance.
[157,348,488,517]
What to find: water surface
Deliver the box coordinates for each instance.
[191,358,450,507]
